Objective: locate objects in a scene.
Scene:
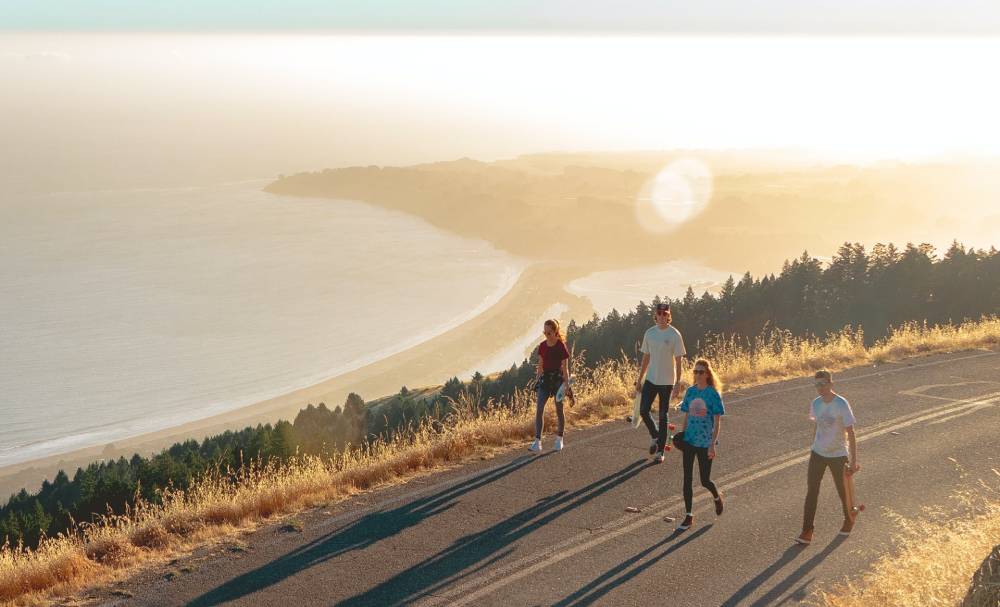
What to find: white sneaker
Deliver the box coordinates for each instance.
[529,439,542,452]
[553,436,564,451]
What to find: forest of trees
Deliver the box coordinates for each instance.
[570,240,1000,365]
[3,240,997,548]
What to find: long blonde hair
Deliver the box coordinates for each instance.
[544,318,566,343]
[694,358,723,393]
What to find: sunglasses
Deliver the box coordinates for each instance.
[693,369,707,375]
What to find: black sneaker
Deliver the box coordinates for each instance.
[649,438,658,455]
[715,494,724,516]
[677,515,694,531]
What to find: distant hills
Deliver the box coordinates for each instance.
[266,152,1000,272]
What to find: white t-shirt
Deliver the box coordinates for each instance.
[640,324,686,386]
[809,394,856,457]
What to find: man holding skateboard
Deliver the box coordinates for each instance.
[635,302,686,464]
[796,369,860,545]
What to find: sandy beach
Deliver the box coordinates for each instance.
[0,262,594,496]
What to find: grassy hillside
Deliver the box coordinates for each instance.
[2,317,998,604]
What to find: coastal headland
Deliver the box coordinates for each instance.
[0,262,594,496]
[6,152,997,495]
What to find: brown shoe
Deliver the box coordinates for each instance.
[839,516,855,536]
[714,494,724,516]
[795,529,813,545]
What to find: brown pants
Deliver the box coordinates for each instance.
[802,450,850,532]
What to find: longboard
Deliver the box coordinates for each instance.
[630,392,643,428]
[556,379,574,405]
[556,344,576,407]
[629,393,676,451]
[662,424,677,451]
[844,464,865,516]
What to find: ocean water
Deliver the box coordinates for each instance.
[0,182,521,467]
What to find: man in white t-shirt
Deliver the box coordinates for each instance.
[796,369,860,545]
[635,302,686,463]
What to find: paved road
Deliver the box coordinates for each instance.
[101,349,1000,606]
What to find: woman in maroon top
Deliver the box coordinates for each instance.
[530,319,572,452]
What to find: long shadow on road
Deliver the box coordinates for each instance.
[335,459,654,606]
[187,453,546,606]
[553,524,713,607]
[721,535,847,607]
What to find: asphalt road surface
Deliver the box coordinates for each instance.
[99,349,1000,606]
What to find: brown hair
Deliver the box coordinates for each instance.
[814,369,832,383]
[544,318,566,343]
[694,358,723,393]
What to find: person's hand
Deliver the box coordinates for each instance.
[708,446,716,460]
[671,385,682,401]
[848,461,860,474]
[634,379,642,394]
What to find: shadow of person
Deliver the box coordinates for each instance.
[186,453,546,607]
[722,535,848,607]
[333,459,654,607]
[554,524,714,607]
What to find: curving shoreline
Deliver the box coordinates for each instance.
[0,262,595,496]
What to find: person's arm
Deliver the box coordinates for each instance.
[560,358,570,384]
[708,415,721,459]
[535,347,543,380]
[671,355,683,400]
[846,426,859,472]
[636,352,650,394]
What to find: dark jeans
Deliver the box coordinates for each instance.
[802,450,850,531]
[535,384,565,439]
[639,380,671,451]
[682,445,719,513]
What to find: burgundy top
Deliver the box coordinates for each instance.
[538,340,570,373]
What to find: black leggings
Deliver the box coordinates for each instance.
[802,450,850,531]
[682,445,719,513]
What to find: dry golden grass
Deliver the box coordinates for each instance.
[813,471,1000,607]
[704,316,1000,392]
[1,316,997,605]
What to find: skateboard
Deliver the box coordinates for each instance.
[556,379,574,406]
[630,392,643,428]
[628,392,676,449]
[662,424,677,451]
[843,464,865,516]
[670,430,686,452]
[557,345,576,406]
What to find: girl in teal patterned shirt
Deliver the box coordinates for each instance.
[676,358,725,531]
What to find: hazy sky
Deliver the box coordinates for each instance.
[3,32,999,192]
[3,0,1000,34]
[3,2,1000,192]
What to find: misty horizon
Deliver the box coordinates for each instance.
[3,33,1000,194]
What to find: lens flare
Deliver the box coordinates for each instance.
[635,158,713,233]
